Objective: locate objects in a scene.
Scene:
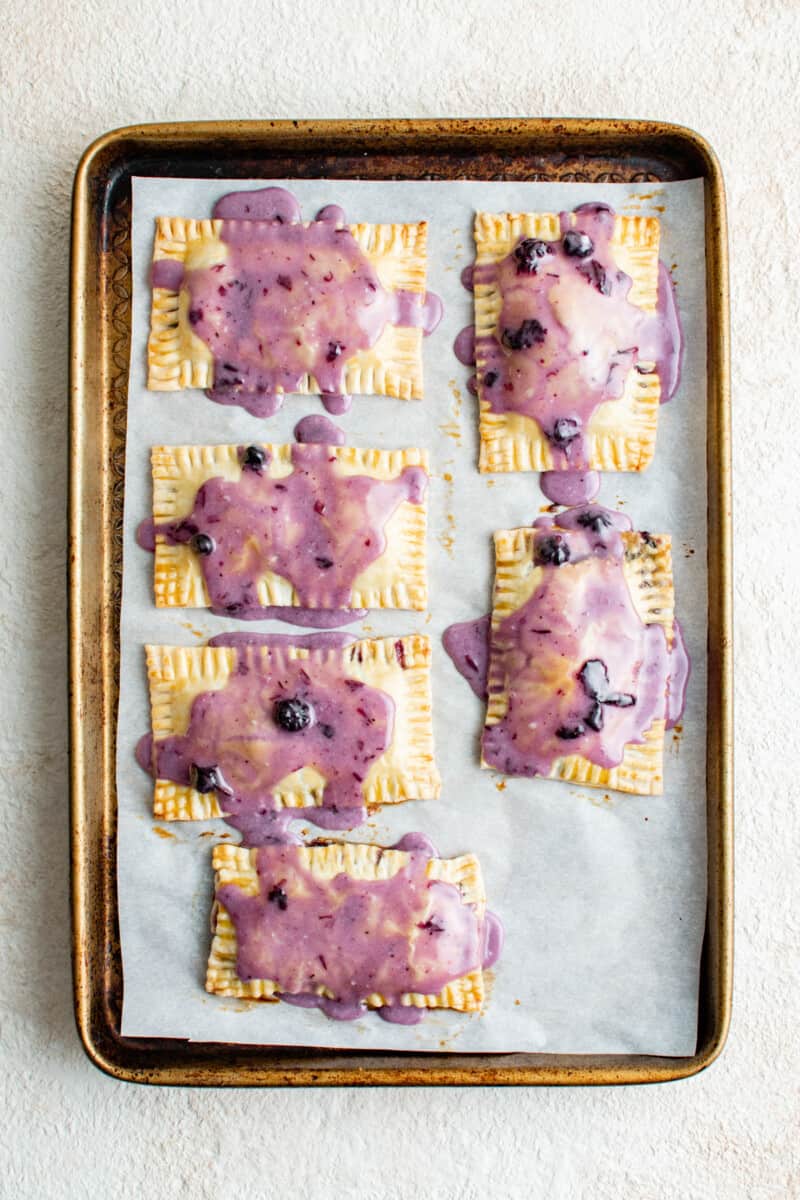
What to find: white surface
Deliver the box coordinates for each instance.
[2,0,798,1195]
[119,176,707,1054]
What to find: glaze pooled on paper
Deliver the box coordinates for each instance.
[482,505,689,777]
[152,186,442,416]
[217,836,503,1024]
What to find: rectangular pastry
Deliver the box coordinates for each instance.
[142,634,440,834]
[473,203,678,474]
[147,208,430,414]
[147,441,428,617]
[207,836,500,1020]
[482,506,688,796]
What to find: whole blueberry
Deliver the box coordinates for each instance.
[535,535,570,567]
[584,701,604,732]
[579,658,610,699]
[267,885,289,910]
[274,697,313,732]
[501,318,547,351]
[513,237,552,273]
[191,532,215,556]
[242,444,267,472]
[556,723,585,740]
[189,763,232,795]
[563,230,594,258]
[576,509,612,534]
[550,417,581,447]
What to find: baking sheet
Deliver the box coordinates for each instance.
[118,176,707,1054]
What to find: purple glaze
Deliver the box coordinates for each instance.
[442,615,491,700]
[391,289,444,336]
[665,618,691,729]
[217,841,492,1022]
[151,258,185,291]
[655,261,684,402]
[482,911,504,969]
[453,324,476,367]
[473,202,684,470]
[135,732,153,773]
[136,517,157,552]
[460,264,475,291]
[187,217,390,415]
[146,441,427,619]
[540,469,601,506]
[166,187,442,417]
[320,392,352,416]
[482,504,689,776]
[208,631,355,651]
[212,186,302,224]
[151,640,395,836]
[390,831,439,857]
[246,605,367,628]
[377,1003,426,1025]
[293,414,347,445]
[315,204,347,226]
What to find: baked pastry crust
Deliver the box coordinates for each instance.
[206,841,486,1012]
[145,635,440,820]
[148,217,427,400]
[483,527,675,795]
[150,442,428,612]
[474,211,661,474]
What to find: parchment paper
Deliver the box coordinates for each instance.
[118,176,707,1053]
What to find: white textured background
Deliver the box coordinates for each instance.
[2,1,798,1196]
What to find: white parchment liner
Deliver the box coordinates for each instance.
[118,176,707,1053]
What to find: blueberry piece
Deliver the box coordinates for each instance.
[556,723,585,740]
[319,723,335,739]
[315,556,334,569]
[576,509,611,534]
[274,697,312,732]
[189,763,232,795]
[579,259,611,295]
[550,417,581,447]
[563,230,594,258]
[267,885,289,910]
[326,341,345,362]
[484,370,499,387]
[501,318,547,351]
[584,701,604,732]
[513,237,552,273]
[535,535,570,567]
[242,444,267,472]
[579,659,609,699]
[191,532,215,556]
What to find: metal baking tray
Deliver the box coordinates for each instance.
[69,118,732,1086]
